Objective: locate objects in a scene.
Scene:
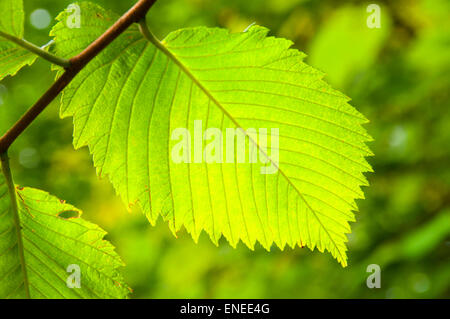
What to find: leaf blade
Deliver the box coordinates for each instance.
[52,2,373,266]
[0,0,38,81]
[0,158,129,299]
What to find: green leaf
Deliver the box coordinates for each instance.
[51,2,373,266]
[0,156,129,298]
[0,0,38,81]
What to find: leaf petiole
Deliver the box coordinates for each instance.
[0,152,30,298]
[0,30,70,68]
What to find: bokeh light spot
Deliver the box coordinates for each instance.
[30,9,51,29]
[19,148,40,169]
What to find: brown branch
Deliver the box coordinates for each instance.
[0,0,157,154]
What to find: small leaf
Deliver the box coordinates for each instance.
[0,0,38,81]
[0,160,129,299]
[51,2,373,266]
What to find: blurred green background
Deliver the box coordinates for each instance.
[0,0,449,298]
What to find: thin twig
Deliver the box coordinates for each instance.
[0,0,157,154]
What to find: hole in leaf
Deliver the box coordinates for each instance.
[57,210,80,219]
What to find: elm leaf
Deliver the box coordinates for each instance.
[0,156,129,299]
[51,2,373,267]
[0,0,38,81]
